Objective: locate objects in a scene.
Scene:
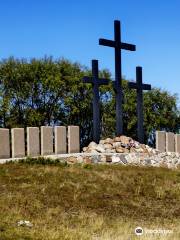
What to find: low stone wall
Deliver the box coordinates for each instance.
[62,152,180,169]
[0,126,80,159]
[156,131,180,153]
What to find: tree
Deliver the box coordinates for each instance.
[101,80,180,145]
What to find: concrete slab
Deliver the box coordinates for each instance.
[41,126,53,155]
[54,126,67,154]
[0,128,10,159]
[175,134,180,153]
[27,127,40,156]
[68,126,80,153]
[156,131,166,152]
[11,128,25,158]
[166,132,175,152]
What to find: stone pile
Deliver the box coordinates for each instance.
[83,136,157,155]
[61,151,180,169]
[76,135,180,169]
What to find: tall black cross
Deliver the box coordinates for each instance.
[99,20,136,135]
[83,60,109,143]
[128,66,151,143]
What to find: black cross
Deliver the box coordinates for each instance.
[128,66,151,143]
[83,60,109,143]
[99,20,136,135]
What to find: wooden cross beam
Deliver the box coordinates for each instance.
[99,20,136,135]
[128,66,151,143]
[83,60,109,143]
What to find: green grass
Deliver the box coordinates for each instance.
[0,160,180,239]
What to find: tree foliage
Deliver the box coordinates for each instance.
[0,57,179,146]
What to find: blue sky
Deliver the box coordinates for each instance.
[0,0,180,98]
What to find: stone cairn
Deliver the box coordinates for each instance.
[83,136,155,155]
[75,135,180,169]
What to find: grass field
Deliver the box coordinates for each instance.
[0,160,180,240]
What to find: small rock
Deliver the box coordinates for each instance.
[120,155,127,164]
[141,145,149,153]
[167,152,173,156]
[144,158,152,165]
[95,144,105,153]
[116,147,124,153]
[158,152,167,158]
[106,155,112,162]
[112,156,121,163]
[104,143,113,150]
[129,139,136,147]
[90,155,100,163]
[134,141,140,149]
[88,141,97,148]
[152,149,158,155]
[134,148,144,153]
[120,143,129,148]
[100,155,106,162]
[114,136,121,142]
[172,158,179,165]
[104,138,114,144]
[113,142,122,148]
[120,135,131,145]
[151,159,158,165]
[18,220,33,228]
[131,157,140,165]
[99,140,105,144]
[83,147,88,152]
[67,157,77,163]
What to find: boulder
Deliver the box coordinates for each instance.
[104,143,113,150]
[116,147,124,153]
[104,138,114,144]
[112,142,121,148]
[88,141,97,148]
[112,156,121,163]
[95,144,105,153]
[83,147,88,152]
[119,135,131,145]
[114,136,121,142]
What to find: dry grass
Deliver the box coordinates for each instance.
[0,160,180,239]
